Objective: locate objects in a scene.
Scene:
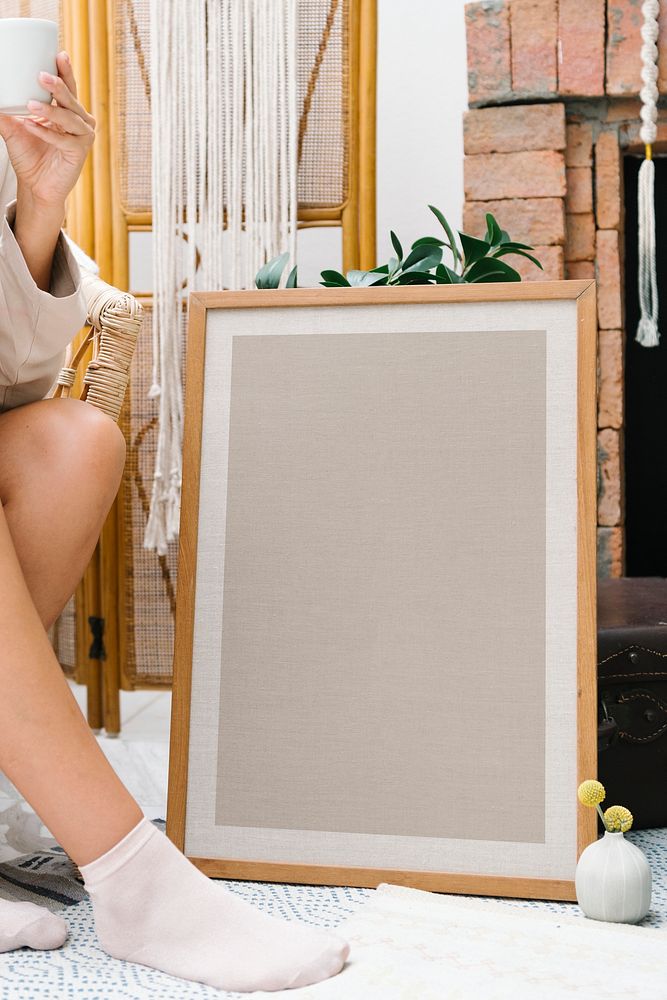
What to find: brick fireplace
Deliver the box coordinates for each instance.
[464,0,667,577]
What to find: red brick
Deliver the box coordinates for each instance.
[464,151,566,200]
[510,0,558,96]
[566,122,594,167]
[565,213,596,261]
[596,229,623,329]
[464,104,566,154]
[565,167,593,214]
[605,97,641,122]
[512,245,564,280]
[598,328,624,429]
[463,198,566,245]
[558,0,605,96]
[606,0,667,95]
[466,1,512,105]
[597,527,624,577]
[566,261,595,279]
[595,131,622,229]
[598,429,623,526]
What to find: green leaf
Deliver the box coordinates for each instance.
[370,263,390,274]
[255,252,289,289]
[466,257,522,283]
[460,231,491,270]
[286,266,298,288]
[390,230,403,260]
[402,243,443,272]
[499,229,511,244]
[493,247,543,269]
[411,236,446,249]
[492,241,537,252]
[434,263,464,284]
[428,205,461,265]
[485,213,503,247]
[346,269,380,287]
[396,270,437,284]
[320,269,351,286]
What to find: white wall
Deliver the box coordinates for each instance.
[130,1,469,292]
[297,0,469,285]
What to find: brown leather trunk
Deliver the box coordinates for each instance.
[598,577,667,829]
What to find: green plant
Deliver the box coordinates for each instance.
[255,204,543,289]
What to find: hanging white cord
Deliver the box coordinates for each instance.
[145,0,298,554]
[636,0,660,348]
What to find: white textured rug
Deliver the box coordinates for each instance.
[279,883,667,1000]
[1,823,667,997]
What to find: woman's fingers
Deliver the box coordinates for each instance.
[55,51,77,99]
[26,100,94,139]
[37,71,95,128]
[20,117,83,152]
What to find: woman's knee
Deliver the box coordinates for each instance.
[4,398,126,499]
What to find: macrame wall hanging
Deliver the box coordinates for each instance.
[145,0,298,554]
[635,0,660,348]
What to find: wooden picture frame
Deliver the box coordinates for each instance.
[167,283,597,901]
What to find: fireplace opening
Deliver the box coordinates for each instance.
[624,154,667,576]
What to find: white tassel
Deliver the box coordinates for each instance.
[635,0,660,348]
[636,157,659,347]
[144,0,298,554]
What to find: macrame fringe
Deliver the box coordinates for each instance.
[145,0,298,554]
[635,0,660,349]
[636,156,659,348]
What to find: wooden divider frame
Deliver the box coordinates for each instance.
[166,280,598,900]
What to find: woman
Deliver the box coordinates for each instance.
[0,53,347,992]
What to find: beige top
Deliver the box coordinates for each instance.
[0,141,87,412]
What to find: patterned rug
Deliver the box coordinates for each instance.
[0,821,666,998]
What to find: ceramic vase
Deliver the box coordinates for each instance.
[575,831,651,923]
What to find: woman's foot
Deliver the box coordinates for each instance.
[80,817,349,992]
[0,897,67,952]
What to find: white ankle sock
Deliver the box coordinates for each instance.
[80,817,349,992]
[0,898,67,952]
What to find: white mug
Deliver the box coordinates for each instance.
[0,18,58,116]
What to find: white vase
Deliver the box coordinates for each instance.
[575,831,652,923]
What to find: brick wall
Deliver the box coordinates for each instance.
[464,0,667,577]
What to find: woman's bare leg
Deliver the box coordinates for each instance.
[0,397,127,629]
[0,398,142,864]
[0,397,348,991]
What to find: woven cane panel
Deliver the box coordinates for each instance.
[121,301,182,685]
[0,1,63,44]
[113,0,152,216]
[0,0,59,16]
[49,595,76,676]
[297,0,349,208]
[113,0,350,215]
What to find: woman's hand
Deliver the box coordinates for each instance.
[0,52,95,290]
[0,51,95,213]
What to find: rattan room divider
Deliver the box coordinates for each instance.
[56,0,377,732]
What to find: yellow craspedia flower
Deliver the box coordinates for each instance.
[577,780,606,807]
[604,805,633,833]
